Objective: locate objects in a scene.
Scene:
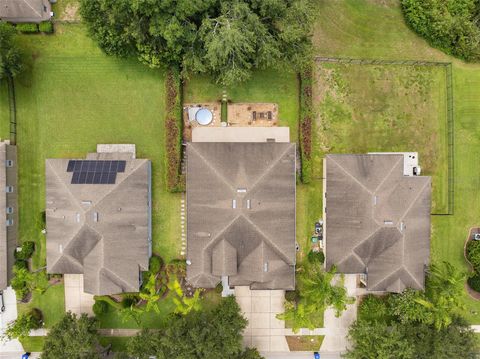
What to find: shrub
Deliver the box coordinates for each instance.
[149,256,163,274]
[307,250,325,264]
[11,267,33,300]
[14,259,28,271]
[401,0,480,61]
[16,23,38,33]
[285,290,299,303]
[468,273,480,292]
[358,294,389,323]
[165,67,183,192]
[93,300,109,316]
[121,295,139,308]
[14,241,35,260]
[215,283,223,294]
[3,308,43,340]
[467,240,480,272]
[39,21,53,34]
[299,69,313,183]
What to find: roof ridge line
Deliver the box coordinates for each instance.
[242,215,293,265]
[372,156,403,193]
[353,226,402,264]
[397,178,430,223]
[20,0,41,17]
[247,143,294,193]
[189,144,236,192]
[92,159,147,209]
[101,266,137,293]
[368,265,403,290]
[328,156,373,195]
[46,160,85,214]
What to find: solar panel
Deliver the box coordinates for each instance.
[86,172,95,184]
[69,160,126,185]
[117,161,126,172]
[67,160,75,172]
[71,172,80,184]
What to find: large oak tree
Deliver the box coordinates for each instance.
[79,0,315,85]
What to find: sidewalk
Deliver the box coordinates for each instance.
[0,288,23,355]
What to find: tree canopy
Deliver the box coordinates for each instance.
[347,262,477,358]
[79,0,315,85]
[0,21,23,80]
[124,296,262,359]
[41,312,101,359]
[401,0,480,61]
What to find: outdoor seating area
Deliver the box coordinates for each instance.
[228,103,278,126]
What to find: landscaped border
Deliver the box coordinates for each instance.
[315,57,455,215]
[464,228,480,300]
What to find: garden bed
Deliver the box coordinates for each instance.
[286,335,323,351]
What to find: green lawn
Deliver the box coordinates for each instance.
[11,23,181,326]
[99,337,129,353]
[315,62,449,214]
[183,71,299,141]
[18,283,65,327]
[19,336,45,352]
[0,80,11,140]
[314,0,480,324]
[15,24,181,269]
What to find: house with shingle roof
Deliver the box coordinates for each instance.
[324,153,431,292]
[186,128,296,290]
[45,146,151,295]
[0,0,51,23]
[0,140,17,292]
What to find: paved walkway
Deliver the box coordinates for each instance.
[98,329,141,336]
[320,274,360,354]
[0,287,23,354]
[64,274,94,316]
[235,286,289,352]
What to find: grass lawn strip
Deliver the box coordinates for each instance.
[286,335,324,351]
[313,0,480,324]
[0,80,11,140]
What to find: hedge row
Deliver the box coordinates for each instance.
[164,67,184,192]
[299,69,313,183]
[15,22,53,34]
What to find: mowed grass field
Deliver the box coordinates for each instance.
[11,24,181,325]
[315,63,449,214]
[314,0,480,323]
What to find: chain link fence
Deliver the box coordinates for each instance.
[315,57,455,215]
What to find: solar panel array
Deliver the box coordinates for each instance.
[67,160,126,185]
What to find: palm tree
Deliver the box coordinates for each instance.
[139,274,161,314]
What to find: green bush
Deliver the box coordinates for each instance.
[93,300,109,316]
[285,290,299,303]
[14,259,28,271]
[39,21,53,34]
[358,294,389,323]
[16,23,38,33]
[14,241,35,260]
[467,240,480,272]
[215,283,223,294]
[468,273,480,292]
[165,67,183,192]
[402,0,480,61]
[307,250,325,264]
[121,295,139,308]
[149,256,163,273]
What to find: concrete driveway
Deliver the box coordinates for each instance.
[64,274,94,315]
[235,286,289,352]
[0,287,23,354]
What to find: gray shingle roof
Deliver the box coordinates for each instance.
[0,0,51,23]
[46,152,151,295]
[186,142,296,290]
[325,154,431,292]
[0,142,17,291]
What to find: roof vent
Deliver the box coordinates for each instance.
[400,222,405,232]
[264,262,269,272]
[81,201,92,205]
[186,260,192,265]
[75,213,80,223]
[232,199,237,209]
[373,196,378,205]
[237,188,247,193]
[246,199,251,209]
[384,220,393,225]
[93,212,99,222]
